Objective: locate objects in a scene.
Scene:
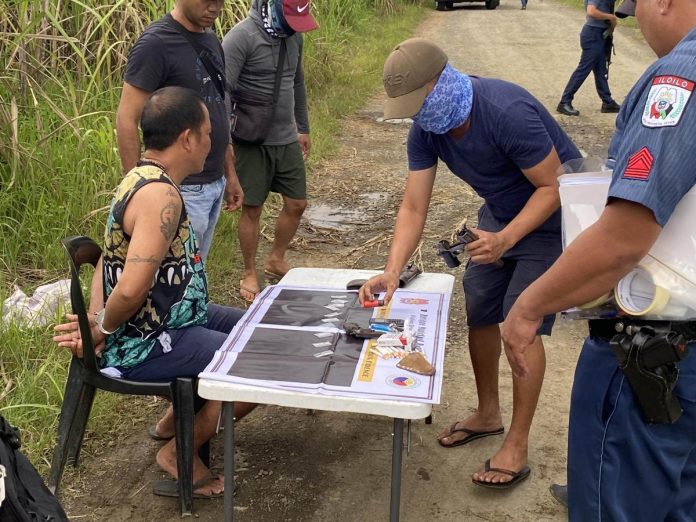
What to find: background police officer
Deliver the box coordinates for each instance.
[503,0,696,517]
[557,0,621,116]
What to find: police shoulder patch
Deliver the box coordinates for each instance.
[642,75,694,128]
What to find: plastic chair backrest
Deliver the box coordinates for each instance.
[61,236,102,372]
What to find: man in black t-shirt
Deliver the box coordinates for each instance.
[116,0,244,260]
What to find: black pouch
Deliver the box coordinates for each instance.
[230,39,287,146]
[229,89,276,145]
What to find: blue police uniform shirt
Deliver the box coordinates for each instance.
[407,77,581,239]
[607,27,696,227]
[585,0,613,29]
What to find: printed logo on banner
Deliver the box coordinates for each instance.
[400,298,429,305]
[643,75,694,127]
[386,375,421,389]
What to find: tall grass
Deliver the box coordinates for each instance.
[0,0,250,275]
[0,0,425,469]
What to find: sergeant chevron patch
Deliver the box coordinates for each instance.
[623,146,654,181]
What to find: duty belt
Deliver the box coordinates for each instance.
[589,319,696,344]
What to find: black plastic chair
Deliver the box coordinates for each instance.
[47,236,198,516]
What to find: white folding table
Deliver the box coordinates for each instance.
[197,268,454,521]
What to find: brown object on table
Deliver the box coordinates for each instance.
[396,351,435,376]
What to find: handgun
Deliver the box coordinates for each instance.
[436,224,504,268]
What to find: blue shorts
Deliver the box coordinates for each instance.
[568,336,696,521]
[463,205,560,335]
[122,304,245,382]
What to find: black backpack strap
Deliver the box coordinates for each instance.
[164,13,227,99]
[272,39,287,104]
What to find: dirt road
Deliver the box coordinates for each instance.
[60,2,658,520]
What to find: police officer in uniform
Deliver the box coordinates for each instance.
[557,0,621,116]
[503,0,696,517]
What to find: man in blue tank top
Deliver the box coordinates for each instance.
[56,87,256,499]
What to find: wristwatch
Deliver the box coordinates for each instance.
[95,309,118,335]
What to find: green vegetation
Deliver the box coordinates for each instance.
[0,0,425,470]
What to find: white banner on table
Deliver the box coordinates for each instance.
[200,285,449,403]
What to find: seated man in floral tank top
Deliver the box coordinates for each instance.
[54,86,255,498]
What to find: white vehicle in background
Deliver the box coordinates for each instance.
[436,0,499,10]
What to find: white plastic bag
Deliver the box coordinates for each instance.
[1,280,71,328]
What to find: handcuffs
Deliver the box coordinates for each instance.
[95,309,118,335]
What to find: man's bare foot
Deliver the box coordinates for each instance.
[472,445,529,486]
[263,258,291,280]
[239,274,260,303]
[156,441,224,495]
[151,407,175,439]
[437,411,503,447]
[195,475,224,496]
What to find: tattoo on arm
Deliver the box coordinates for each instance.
[160,198,180,241]
[165,187,179,198]
[126,254,159,265]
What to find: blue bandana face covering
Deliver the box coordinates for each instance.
[413,63,473,134]
[267,0,295,37]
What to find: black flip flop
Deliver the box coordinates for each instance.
[549,483,568,507]
[264,269,285,283]
[153,476,232,499]
[472,458,531,489]
[437,423,504,448]
[147,425,173,441]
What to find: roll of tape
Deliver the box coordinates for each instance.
[577,292,613,310]
[615,265,670,316]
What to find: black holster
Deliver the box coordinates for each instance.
[610,326,689,424]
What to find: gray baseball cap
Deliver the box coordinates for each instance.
[382,38,448,119]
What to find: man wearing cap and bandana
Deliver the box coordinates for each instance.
[359,38,582,489]
[222,0,317,303]
[503,0,696,517]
